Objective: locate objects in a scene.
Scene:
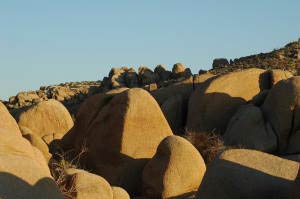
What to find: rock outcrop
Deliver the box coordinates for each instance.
[62,88,173,194]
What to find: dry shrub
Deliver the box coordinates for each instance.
[49,145,88,199]
[185,130,226,164]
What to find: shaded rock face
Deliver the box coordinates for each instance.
[151,77,194,133]
[261,77,300,153]
[154,65,172,82]
[142,136,206,199]
[224,104,277,152]
[138,67,158,86]
[61,88,173,194]
[0,102,63,199]
[196,149,300,199]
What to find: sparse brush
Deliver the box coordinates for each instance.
[49,144,88,199]
[185,130,226,164]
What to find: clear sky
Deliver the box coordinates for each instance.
[0,0,300,100]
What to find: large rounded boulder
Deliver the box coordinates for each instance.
[65,168,113,199]
[187,69,267,134]
[62,88,173,193]
[142,135,206,199]
[16,99,74,140]
[197,149,300,199]
[0,102,63,199]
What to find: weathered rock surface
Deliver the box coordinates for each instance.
[16,99,74,140]
[62,88,173,194]
[65,168,113,199]
[142,136,206,199]
[224,104,277,152]
[197,149,300,199]
[187,68,266,134]
[0,102,63,199]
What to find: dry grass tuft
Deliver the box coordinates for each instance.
[185,130,226,164]
[49,145,88,199]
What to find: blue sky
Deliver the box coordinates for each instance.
[0,1,300,100]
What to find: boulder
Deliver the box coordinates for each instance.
[16,99,74,139]
[212,58,229,69]
[197,149,300,199]
[138,67,157,85]
[261,77,300,152]
[0,102,63,199]
[172,63,192,80]
[151,77,193,133]
[224,104,277,152]
[193,73,216,90]
[15,91,40,107]
[22,128,52,162]
[61,88,129,150]
[65,168,113,199]
[108,67,139,88]
[108,67,130,88]
[62,88,173,194]
[269,69,293,86]
[161,95,185,133]
[187,68,267,134]
[252,90,269,106]
[125,68,139,88]
[142,136,206,199]
[286,130,300,154]
[172,63,186,74]
[112,187,130,199]
[154,65,171,82]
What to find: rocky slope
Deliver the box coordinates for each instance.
[211,41,300,74]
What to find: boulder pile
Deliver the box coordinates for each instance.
[1,41,300,198]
